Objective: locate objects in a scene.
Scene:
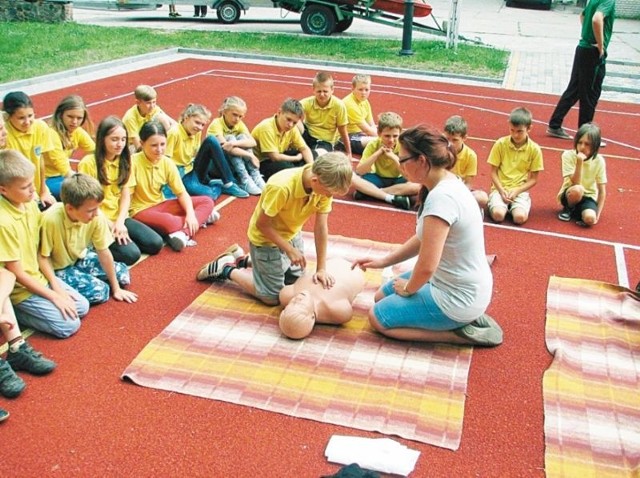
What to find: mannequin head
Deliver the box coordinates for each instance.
[279,291,316,339]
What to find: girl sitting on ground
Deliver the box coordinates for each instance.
[78,116,164,265]
[45,95,95,199]
[208,96,265,195]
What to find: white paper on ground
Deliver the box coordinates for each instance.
[325,435,420,476]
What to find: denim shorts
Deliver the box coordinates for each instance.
[373,271,465,331]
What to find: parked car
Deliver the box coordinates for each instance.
[506,0,552,10]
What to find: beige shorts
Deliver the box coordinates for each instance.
[488,190,531,215]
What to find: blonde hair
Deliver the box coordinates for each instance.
[312,152,353,193]
[377,112,403,133]
[0,150,35,185]
[134,85,157,101]
[351,74,371,87]
[218,96,247,115]
[279,293,315,339]
[60,173,105,208]
[179,103,211,123]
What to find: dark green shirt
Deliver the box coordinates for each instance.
[578,0,616,50]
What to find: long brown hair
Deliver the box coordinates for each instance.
[94,116,131,188]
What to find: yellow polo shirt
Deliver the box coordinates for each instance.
[40,203,113,271]
[299,95,348,143]
[451,144,478,180]
[248,163,332,247]
[129,152,185,216]
[360,138,401,178]
[165,123,200,173]
[251,115,307,161]
[45,126,95,177]
[0,197,47,304]
[343,92,373,135]
[78,155,136,222]
[122,104,167,143]
[5,118,54,195]
[557,150,607,202]
[207,117,251,137]
[487,135,544,191]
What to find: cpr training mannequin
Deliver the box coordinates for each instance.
[278,257,365,339]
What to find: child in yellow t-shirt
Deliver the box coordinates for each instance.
[209,96,265,195]
[298,71,352,158]
[352,112,419,210]
[251,98,313,181]
[443,115,488,209]
[40,173,138,305]
[122,85,176,152]
[343,74,377,156]
[45,95,96,199]
[0,150,89,339]
[2,91,56,208]
[196,152,353,306]
[487,107,544,225]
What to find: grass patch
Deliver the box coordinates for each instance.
[0,21,508,83]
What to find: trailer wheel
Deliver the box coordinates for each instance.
[335,16,353,33]
[217,1,241,24]
[301,5,336,36]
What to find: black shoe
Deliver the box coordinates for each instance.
[0,408,9,422]
[0,359,25,398]
[391,195,411,210]
[7,342,56,375]
[547,127,572,140]
[353,191,366,201]
[557,209,572,222]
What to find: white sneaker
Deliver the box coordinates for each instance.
[250,170,266,190]
[241,179,262,196]
[167,231,189,251]
[207,210,221,225]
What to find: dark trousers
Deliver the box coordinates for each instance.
[549,45,606,130]
[109,217,164,265]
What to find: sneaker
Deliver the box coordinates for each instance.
[7,342,56,375]
[240,178,262,196]
[0,359,25,398]
[196,253,235,281]
[353,191,366,201]
[0,408,8,422]
[453,314,503,347]
[557,209,572,222]
[207,210,221,225]
[235,254,252,268]
[167,231,189,252]
[222,243,245,259]
[250,170,266,190]
[221,183,250,198]
[600,139,607,148]
[546,127,572,140]
[391,195,411,210]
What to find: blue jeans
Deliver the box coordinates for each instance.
[14,278,89,338]
[163,165,222,201]
[46,176,65,200]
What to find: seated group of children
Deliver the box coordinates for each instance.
[0,69,608,421]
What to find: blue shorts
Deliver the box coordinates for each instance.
[560,190,598,218]
[373,272,465,331]
[362,173,407,189]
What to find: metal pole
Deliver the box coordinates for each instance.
[399,0,415,56]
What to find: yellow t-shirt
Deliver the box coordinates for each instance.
[207,117,251,138]
[45,126,95,177]
[557,150,607,202]
[251,116,307,161]
[359,138,401,178]
[299,95,348,143]
[129,152,185,217]
[487,135,544,191]
[0,197,47,304]
[78,154,136,222]
[165,123,201,173]
[342,92,373,135]
[451,144,478,180]
[122,104,167,144]
[248,164,332,247]
[5,118,54,195]
[40,203,113,271]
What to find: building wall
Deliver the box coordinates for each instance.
[0,1,72,22]
[616,0,640,18]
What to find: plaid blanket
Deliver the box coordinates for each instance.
[122,233,474,449]
[544,276,640,477]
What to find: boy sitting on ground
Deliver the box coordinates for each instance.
[40,173,138,305]
[342,74,377,156]
[122,84,176,152]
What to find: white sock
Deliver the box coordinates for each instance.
[384,194,394,204]
[9,338,25,353]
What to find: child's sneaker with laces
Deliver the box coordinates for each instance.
[167,231,189,251]
[557,208,572,222]
[391,195,411,210]
[196,253,235,281]
[0,359,26,398]
[7,342,56,375]
[240,177,262,196]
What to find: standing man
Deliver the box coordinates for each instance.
[547,0,616,141]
